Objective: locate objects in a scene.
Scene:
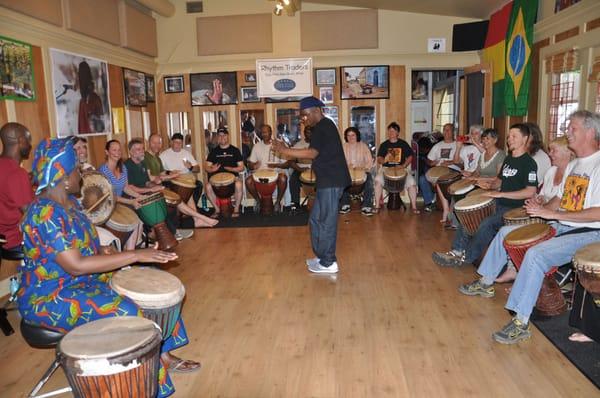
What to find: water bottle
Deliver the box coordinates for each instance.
[9,276,19,301]
[201,193,208,211]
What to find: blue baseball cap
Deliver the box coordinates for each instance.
[299,96,325,110]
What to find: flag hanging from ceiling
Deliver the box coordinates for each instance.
[482,2,513,117]
[504,0,538,116]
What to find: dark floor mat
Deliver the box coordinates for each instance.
[212,207,309,228]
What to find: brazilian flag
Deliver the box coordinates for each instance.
[504,0,537,116]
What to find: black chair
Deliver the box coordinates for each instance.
[0,237,24,336]
[20,319,71,397]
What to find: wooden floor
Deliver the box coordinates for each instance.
[1,209,598,397]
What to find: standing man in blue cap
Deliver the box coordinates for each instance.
[273,96,350,273]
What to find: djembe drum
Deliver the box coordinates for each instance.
[383,166,407,210]
[448,179,475,203]
[104,204,141,248]
[437,171,462,202]
[454,195,496,235]
[503,207,545,226]
[348,168,367,195]
[162,189,181,208]
[299,169,316,210]
[503,223,566,316]
[58,317,162,398]
[466,188,490,198]
[210,172,236,218]
[110,267,185,339]
[253,169,278,216]
[171,174,197,203]
[573,242,600,296]
[81,171,115,225]
[136,193,178,251]
[425,166,451,185]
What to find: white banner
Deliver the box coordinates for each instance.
[256,58,313,98]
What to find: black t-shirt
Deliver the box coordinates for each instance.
[377,139,413,167]
[206,145,243,176]
[498,153,538,208]
[310,117,351,189]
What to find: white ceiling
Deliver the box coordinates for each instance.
[305,0,508,19]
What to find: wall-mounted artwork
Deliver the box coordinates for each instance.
[50,48,111,137]
[276,108,302,146]
[350,106,377,155]
[322,106,338,127]
[315,68,336,86]
[319,86,333,104]
[164,75,184,93]
[145,75,155,102]
[411,70,429,101]
[191,72,238,106]
[123,68,147,107]
[0,36,35,101]
[341,66,389,100]
[240,86,260,103]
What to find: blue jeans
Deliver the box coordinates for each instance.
[452,203,510,264]
[418,174,434,205]
[340,172,373,208]
[310,187,344,266]
[502,224,600,323]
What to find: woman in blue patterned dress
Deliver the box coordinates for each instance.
[18,138,200,398]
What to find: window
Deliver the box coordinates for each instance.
[433,87,454,132]
[166,112,189,138]
[548,71,580,140]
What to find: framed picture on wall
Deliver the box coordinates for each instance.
[190,71,238,106]
[240,86,260,103]
[164,75,184,93]
[319,87,333,104]
[315,68,336,86]
[322,106,338,127]
[244,72,256,83]
[145,74,155,102]
[341,65,389,100]
[411,70,429,101]
[123,68,147,107]
[0,35,36,101]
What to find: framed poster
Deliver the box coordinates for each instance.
[411,70,429,101]
[0,36,35,101]
[164,75,184,93]
[190,72,238,106]
[50,48,111,137]
[123,68,147,107]
[341,65,389,100]
[145,74,155,102]
[256,58,313,98]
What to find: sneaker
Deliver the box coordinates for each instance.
[308,261,339,274]
[339,205,351,214]
[432,250,465,267]
[361,207,374,217]
[458,279,495,298]
[423,203,434,212]
[492,318,531,344]
[306,257,320,267]
[175,229,194,240]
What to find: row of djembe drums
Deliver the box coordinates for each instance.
[56,267,185,398]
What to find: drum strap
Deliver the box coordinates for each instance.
[556,227,599,237]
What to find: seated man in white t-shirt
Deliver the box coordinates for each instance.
[453,125,484,173]
[426,123,458,224]
[160,133,204,211]
[245,124,288,212]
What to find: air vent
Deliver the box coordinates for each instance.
[186,1,203,13]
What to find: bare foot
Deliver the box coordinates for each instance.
[194,215,218,227]
[495,267,517,284]
[569,332,594,343]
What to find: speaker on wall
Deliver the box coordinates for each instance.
[452,20,489,52]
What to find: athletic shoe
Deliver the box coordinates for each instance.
[175,229,194,240]
[306,257,320,267]
[492,318,531,345]
[339,205,351,214]
[361,207,374,217]
[308,261,339,274]
[432,250,465,267]
[423,203,434,212]
[458,279,495,298]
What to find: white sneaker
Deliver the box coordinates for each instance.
[339,205,351,214]
[176,229,194,240]
[308,261,339,274]
[306,257,320,267]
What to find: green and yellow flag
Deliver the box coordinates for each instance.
[504,0,538,116]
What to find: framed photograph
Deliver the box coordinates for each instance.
[190,72,237,106]
[240,86,260,103]
[341,66,389,100]
[315,68,336,86]
[276,108,301,146]
[50,48,112,137]
[145,74,155,102]
[0,36,35,101]
[322,106,338,127]
[411,70,429,101]
[164,75,184,93]
[123,68,147,107]
[351,106,377,154]
[319,87,333,104]
[244,72,256,83]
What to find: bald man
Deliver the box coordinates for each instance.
[0,122,34,251]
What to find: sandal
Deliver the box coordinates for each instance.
[166,358,201,373]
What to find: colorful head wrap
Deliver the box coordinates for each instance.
[32,137,77,195]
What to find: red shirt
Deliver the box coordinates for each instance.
[0,157,34,249]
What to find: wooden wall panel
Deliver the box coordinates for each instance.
[528,39,550,124]
[156,74,193,146]
[0,0,62,26]
[146,102,158,136]
[65,0,120,45]
[301,10,378,51]
[385,66,406,141]
[587,17,600,32]
[119,2,158,57]
[87,135,107,169]
[0,101,7,127]
[555,26,579,43]
[14,46,50,170]
[196,14,272,56]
